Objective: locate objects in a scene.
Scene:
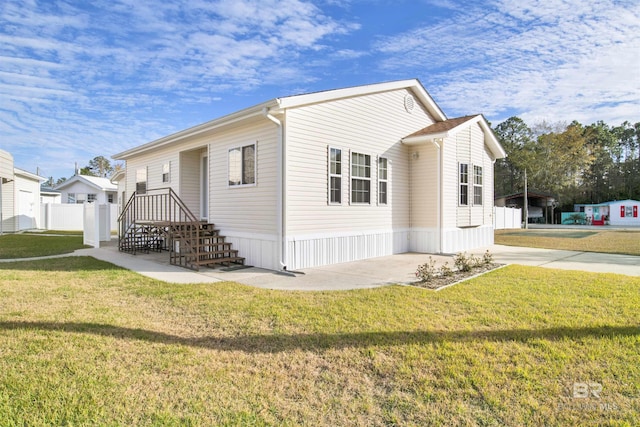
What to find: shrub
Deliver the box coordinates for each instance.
[416,257,437,282]
[440,262,453,277]
[482,250,494,265]
[453,252,473,272]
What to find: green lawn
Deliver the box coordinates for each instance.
[0,257,638,425]
[0,234,87,259]
[495,229,640,256]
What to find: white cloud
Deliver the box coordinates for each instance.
[0,0,360,178]
[374,0,640,125]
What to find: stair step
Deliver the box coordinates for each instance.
[196,257,245,267]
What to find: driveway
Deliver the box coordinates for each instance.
[484,245,640,276]
[67,242,640,291]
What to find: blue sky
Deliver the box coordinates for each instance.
[1,0,639,181]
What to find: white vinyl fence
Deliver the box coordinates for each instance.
[83,202,112,248]
[41,203,119,232]
[494,206,522,229]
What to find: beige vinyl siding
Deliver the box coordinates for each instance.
[123,134,211,210]
[1,179,15,232]
[123,119,278,235]
[442,122,494,228]
[483,144,495,225]
[440,135,459,228]
[285,88,435,237]
[456,127,472,226]
[209,120,278,234]
[469,123,486,226]
[409,142,439,228]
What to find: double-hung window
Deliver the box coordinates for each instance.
[351,152,371,204]
[473,165,483,205]
[328,147,342,204]
[378,157,388,205]
[136,167,147,194]
[459,163,469,206]
[228,143,256,186]
[162,162,170,183]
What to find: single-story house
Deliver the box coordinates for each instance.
[0,149,47,232]
[574,200,640,226]
[40,184,62,204]
[54,174,118,204]
[113,79,506,271]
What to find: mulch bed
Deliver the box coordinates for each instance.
[411,263,505,290]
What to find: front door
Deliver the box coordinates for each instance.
[201,154,208,220]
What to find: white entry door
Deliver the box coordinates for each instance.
[18,190,34,230]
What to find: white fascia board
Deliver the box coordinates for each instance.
[112,99,278,160]
[54,175,102,191]
[402,132,449,145]
[14,168,47,182]
[477,117,507,159]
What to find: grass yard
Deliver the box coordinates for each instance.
[0,257,638,425]
[495,229,640,256]
[0,234,87,259]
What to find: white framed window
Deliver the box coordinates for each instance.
[76,193,86,204]
[473,165,483,205]
[351,152,371,204]
[87,193,97,203]
[459,163,469,206]
[108,194,114,203]
[162,162,170,183]
[136,167,147,194]
[228,143,256,186]
[328,147,342,204]
[378,157,388,205]
[67,193,76,203]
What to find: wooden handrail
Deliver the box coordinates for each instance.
[117,187,202,269]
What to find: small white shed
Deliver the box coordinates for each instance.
[0,149,47,232]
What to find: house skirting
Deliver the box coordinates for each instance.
[441,225,494,254]
[286,229,410,270]
[224,231,279,271]
[226,226,494,271]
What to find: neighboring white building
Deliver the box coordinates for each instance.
[110,168,126,206]
[40,185,62,204]
[607,200,640,226]
[0,149,47,232]
[54,174,118,205]
[113,79,506,271]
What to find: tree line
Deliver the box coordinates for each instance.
[494,117,640,211]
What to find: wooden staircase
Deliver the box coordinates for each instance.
[118,188,244,271]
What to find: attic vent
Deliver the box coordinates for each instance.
[404,94,415,113]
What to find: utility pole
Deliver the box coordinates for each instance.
[524,168,528,229]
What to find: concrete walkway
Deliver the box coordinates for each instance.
[2,241,640,290]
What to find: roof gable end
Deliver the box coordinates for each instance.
[276,79,447,121]
[403,114,506,159]
[54,175,117,191]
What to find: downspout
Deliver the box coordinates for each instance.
[431,138,443,253]
[263,108,287,270]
